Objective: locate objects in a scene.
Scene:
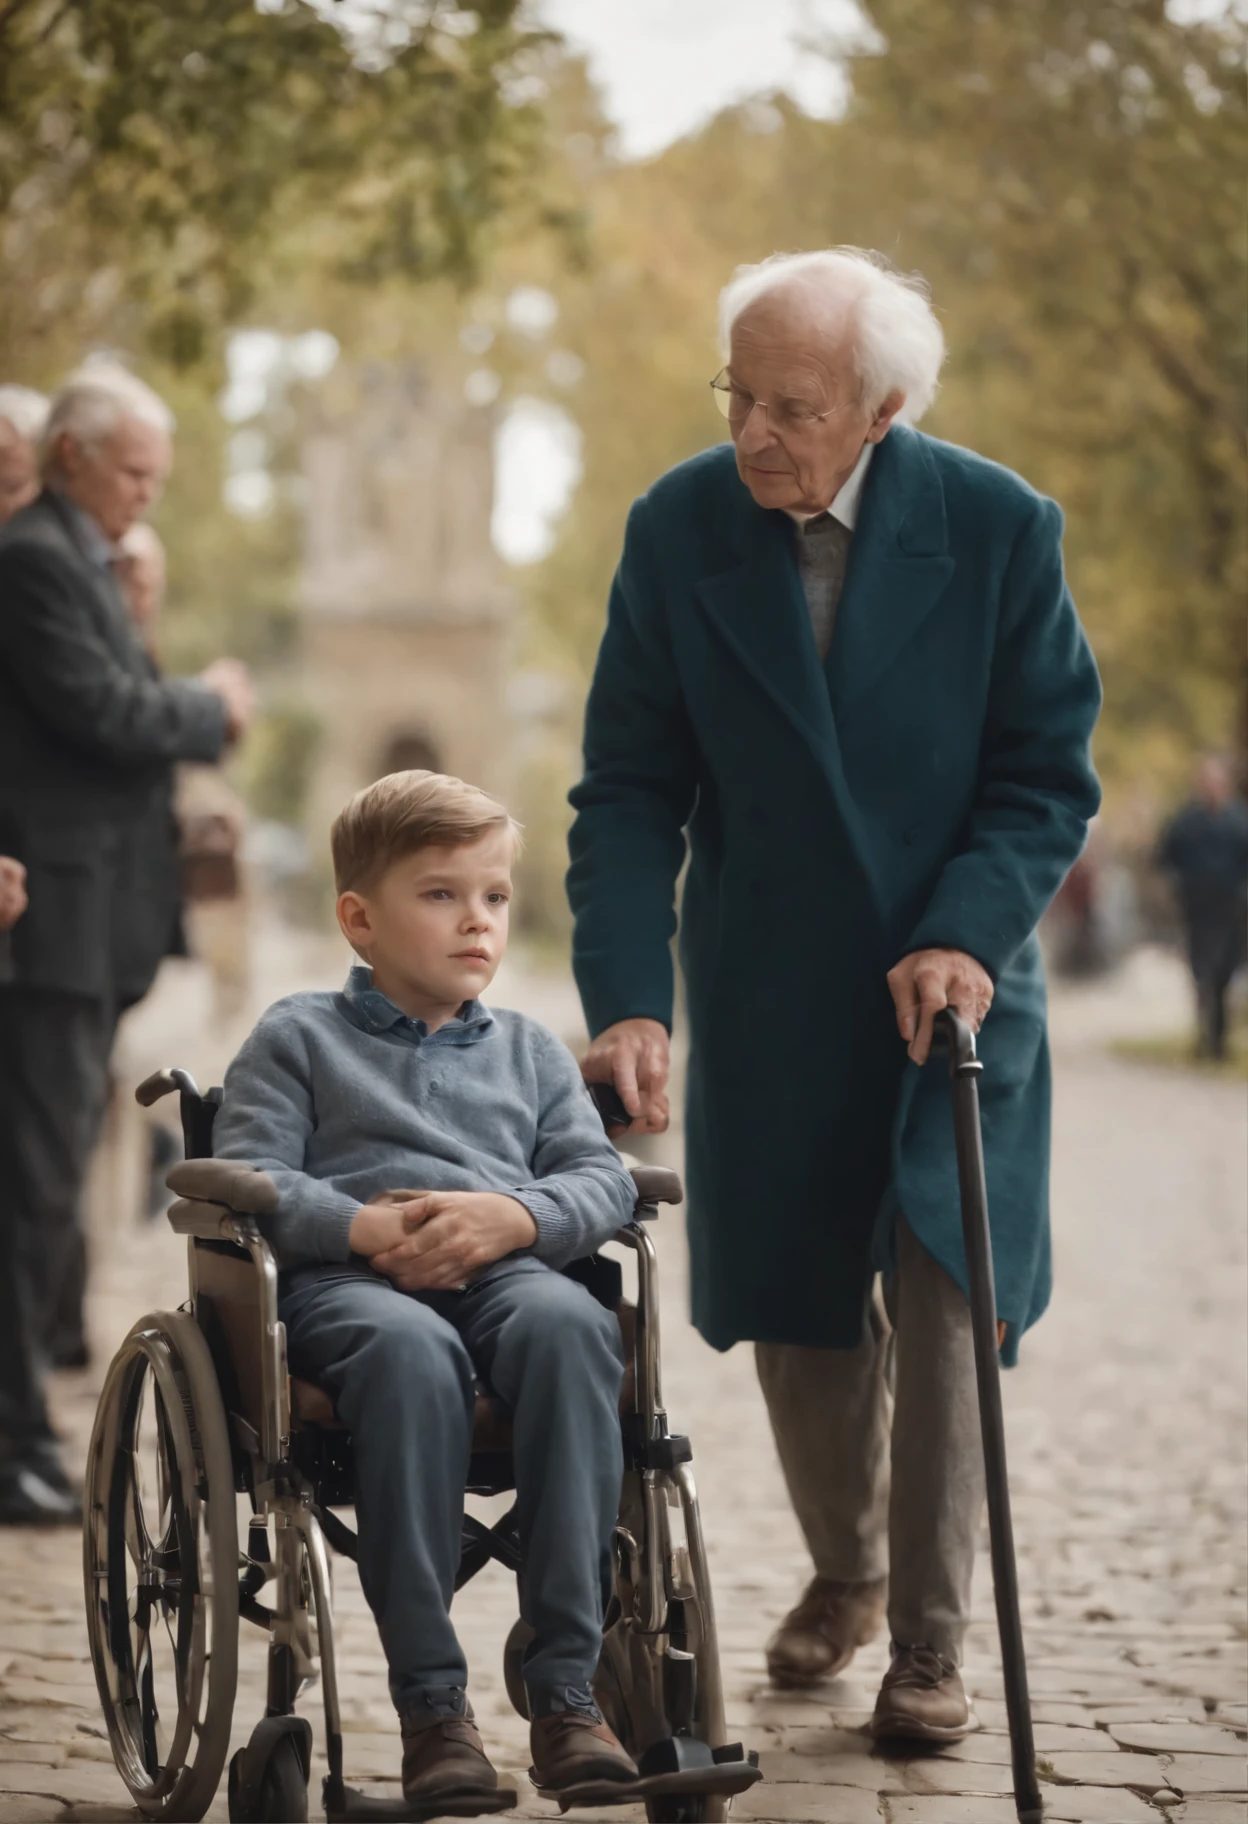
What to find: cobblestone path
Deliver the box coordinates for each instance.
[0,956,1244,1822]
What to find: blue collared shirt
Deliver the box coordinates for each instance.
[342,962,495,1049]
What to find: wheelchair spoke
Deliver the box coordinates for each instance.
[134,1609,161,1779]
[124,1450,155,1573]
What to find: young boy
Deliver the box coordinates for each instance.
[212,770,640,1809]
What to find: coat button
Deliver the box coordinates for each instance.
[903,826,921,846]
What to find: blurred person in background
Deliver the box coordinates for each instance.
[569,248,1100,1742]
[1156,755,1248,1060]
[0,361,255,1523]
[115,516,165,654]
[115,520,251,1215]
[0,385,47,525]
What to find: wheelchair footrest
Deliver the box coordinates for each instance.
[536,1739,762,1812]
[324,1781,519,1822]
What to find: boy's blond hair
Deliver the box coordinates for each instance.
[331,770,520,894]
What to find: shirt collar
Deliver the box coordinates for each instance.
[49,488,118,571]
[342,962,494,1045]
[784,440,875,533]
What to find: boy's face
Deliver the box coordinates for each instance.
[337,829,514,1015]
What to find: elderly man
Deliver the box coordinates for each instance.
[0,362,254,1523]
[0,385,47,526]
[569,249,1101,1739]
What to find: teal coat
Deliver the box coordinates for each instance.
[567,427,1101,1362]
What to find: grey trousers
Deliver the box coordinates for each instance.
[280,1256,625,1713]
[755,1219,985,1662]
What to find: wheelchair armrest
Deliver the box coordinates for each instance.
[166,1158,280,1215]
[630,1165,683,1213]
[167,1196,243,1241]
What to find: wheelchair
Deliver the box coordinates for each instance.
[82,1066,762,1824]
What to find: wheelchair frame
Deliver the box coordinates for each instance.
[82,1068,760,1824]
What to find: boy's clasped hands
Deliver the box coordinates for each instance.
[348,1188,538,1292]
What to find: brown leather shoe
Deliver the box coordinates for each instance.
[766,1576,887,1688]
[400,1706,507,1809]
[871,1646,972,1741]
[529,1710,639,1792]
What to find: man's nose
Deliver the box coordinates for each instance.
[735,402,774,455]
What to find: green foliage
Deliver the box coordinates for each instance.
[149,374,302,677]
[0,0,550,379]
[235,700,325,827]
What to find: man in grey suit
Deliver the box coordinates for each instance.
[0,363,254,1522]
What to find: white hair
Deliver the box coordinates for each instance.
[41,361,175,475]
[0,384,49,444]
[718,248,945,427]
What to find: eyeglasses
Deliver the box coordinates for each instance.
[710,369,842,434]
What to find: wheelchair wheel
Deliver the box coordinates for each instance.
[84,1309,239,1821]
[502,1616,534,1719]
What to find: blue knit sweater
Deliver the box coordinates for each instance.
[211,965,635,1275]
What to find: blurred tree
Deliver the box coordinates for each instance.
[0,0,553,377]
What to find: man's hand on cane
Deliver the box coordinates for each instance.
[581,1017,671,1136]
[887,947,994,1066]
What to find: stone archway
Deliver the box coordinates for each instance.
[377,727,442,779]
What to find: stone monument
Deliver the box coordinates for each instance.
[298,360,514,853]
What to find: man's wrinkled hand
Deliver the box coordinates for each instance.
[580,1017,670,1136]
[370,1190,537,1292]
[0,856,27,932]
[886,947,994,1066]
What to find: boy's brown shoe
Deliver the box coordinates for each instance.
[400,1706,510,1810]
[870,1646,972,1742]
[766,1575,887,1687]
[529,1711,639,1792]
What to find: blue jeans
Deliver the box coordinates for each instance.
[280,1257,625,1714]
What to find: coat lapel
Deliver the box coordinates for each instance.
[691,428,956,903]
[693,479,871,860]
[826,425,955,714]
[695,508,836,765]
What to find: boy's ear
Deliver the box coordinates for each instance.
[336,889,372,951]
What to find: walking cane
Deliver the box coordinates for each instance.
[930,1007,1043,1824]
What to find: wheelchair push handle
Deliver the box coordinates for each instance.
[589,1079,632,1133]
[136,1065,202,1107]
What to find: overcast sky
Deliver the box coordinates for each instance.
[536,0,858,159]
